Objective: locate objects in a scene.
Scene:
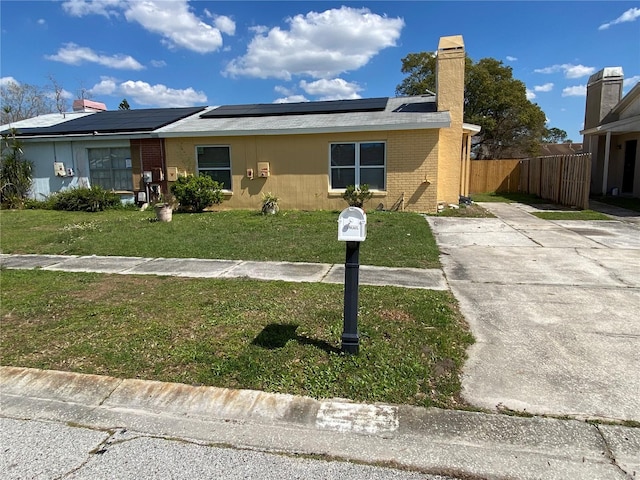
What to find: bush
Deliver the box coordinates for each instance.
[1,130,33,209]
[50,186,122,212]
[343,184,373,208]
[170,175,223,212]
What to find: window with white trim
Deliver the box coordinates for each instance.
[329,142,385,190]
[88,147,133,191]
[196,146,232,190]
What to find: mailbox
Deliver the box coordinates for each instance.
[338,207,367,242]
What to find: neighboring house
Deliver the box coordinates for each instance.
[539,142,583,156]
[2,35,480,213]
[581,68,640,197]
[1,105,204,202]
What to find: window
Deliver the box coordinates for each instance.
[330,142,385,190]
[197,146,232,190]
[88,147,132,191]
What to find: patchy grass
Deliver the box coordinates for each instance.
[592,196,640,213]
[0,209,439,268]
[532,210,611,221]
[470,192,548,204]
[0,269,473,409]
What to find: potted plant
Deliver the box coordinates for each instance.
[261,192,279,214]
[153,194,173,222]
[342,184,373,209]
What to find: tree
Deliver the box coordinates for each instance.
[1,113,33,208]
[48,75,69,115]
[396,54,547,159]
[119,98,131,110]
[543,127,569,144]
[0,80,55,124]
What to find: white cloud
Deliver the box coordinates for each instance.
[89,77,118,95]
[119,80,207,107]
[562,85,587,97]
[274,95,309,104]
[225,6,404,80]
[534,83,554,92]
[46,89,74,100]
[46,43,144,70]
[150,59,167,68]
[213,15,236,36]
[37,18,46,25]
[534,63,595,79]
[599,7,640,30]
[124,0,230,53]
[62,0,124,18]
[0,76,19,87]
[624,75,640,91]
[506,56,517,62]
[62,0,233,53]
[526,89,536,100]
[300,78,362,100]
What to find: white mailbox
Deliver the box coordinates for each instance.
[338,207,367,242]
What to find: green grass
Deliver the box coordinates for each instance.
[470,192,548,204]
[0,209,440,268]
[592,195,640,213]
[532,210,611,221]
[434,204,495,218]
[0,269,473,409]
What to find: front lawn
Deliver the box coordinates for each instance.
[0,269,473,409]
[0,209,440,268]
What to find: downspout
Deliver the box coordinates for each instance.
[602,131,611,194]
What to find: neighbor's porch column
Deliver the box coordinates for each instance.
[602,131,611,194]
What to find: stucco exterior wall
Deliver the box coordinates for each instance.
[164,128,440,212]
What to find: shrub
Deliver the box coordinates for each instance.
[343,184,373,208]
[170,175,223,212]
[1,129,33,209]
[50,186,121,212]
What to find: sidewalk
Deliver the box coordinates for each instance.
[0,253,447,290]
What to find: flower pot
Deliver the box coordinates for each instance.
[154,204,173,222]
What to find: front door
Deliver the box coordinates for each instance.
[622,140,637,193]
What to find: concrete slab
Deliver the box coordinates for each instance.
[576,248,640,287]
[426,217,515,233]
[220,260,332,283]
[553,221,640,249]
[441,245,624,286]
[125,257,240,277]
[519,228,605,248]
[599,424,640,475]
[323,265,448,290]
[0,254,77,269]
[451,282,640,421]
[43,255,150,274]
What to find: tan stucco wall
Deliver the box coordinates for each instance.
[435,37,465,204]
[164,129,440,212]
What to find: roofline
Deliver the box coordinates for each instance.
[610,81,640,116]
[158,120,452,138]
[463,123,482,135]
[10,132,161,142]
[580,115,640,135]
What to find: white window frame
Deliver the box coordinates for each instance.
[328,141,386,191]
[196,145,232,192]
[87,146,133,191]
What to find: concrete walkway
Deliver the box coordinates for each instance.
[0,254,447,290]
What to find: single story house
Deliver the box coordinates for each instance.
[2,35,480,212]
[581,67,640,197]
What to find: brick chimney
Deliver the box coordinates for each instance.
[73,99,108,112]
[583,67,623,131]
[435,35,466,204]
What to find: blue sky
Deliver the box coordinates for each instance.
[1,1,639,141]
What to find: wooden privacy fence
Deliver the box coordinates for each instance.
[469,159,521,194]
[469,154,592,209]
[520,154,591,210]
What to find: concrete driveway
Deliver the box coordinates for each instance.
[426,202,640,422]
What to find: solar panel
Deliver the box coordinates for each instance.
[201,97,389,118]
[393,101,437,113]
[14,106,205,136]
